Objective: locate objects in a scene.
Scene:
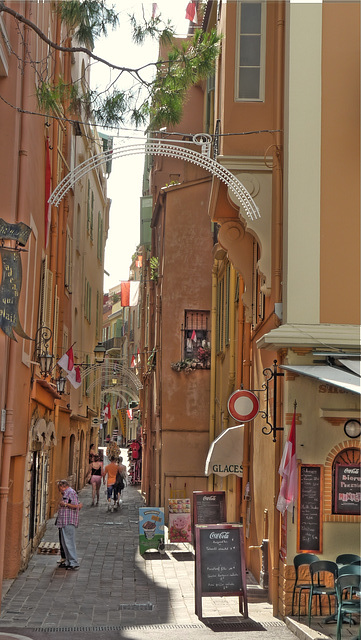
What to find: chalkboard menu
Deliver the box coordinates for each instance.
[194,524,248,620]
[193,491,226,527]
[334,465,361,515]
[297,465,323,554]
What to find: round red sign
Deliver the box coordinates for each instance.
[227,390,260,422]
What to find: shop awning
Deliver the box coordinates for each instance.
[205,425,244,477]
[280,364,361,395]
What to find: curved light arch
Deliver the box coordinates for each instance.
[49,135,260,221]
[80,359,142,390]
[100,388,139,404]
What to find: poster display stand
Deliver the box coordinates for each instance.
[139,507,164,554]
[194,523,248,619]
[168,498,192,543]
[193,491,226,528]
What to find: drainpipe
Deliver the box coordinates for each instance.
[208,261,218,490]
[226,264,237,399]
[272,1,285,618]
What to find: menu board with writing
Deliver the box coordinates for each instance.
[194,524,248,620]
[297,465,323,554]
[193,491,226,527]
[334,465,361,515]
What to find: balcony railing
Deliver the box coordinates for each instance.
[103,336,123,352]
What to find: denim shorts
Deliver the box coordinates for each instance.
[107,484,114,500]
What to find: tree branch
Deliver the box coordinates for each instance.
[0,1,160,80]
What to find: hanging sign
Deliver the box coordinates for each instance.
[227,389,259,422]
[0,219,31,341]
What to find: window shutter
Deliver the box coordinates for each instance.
[87,180,90,232]
[53,288,59,360]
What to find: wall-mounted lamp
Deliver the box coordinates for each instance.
[56,374,67,395]
[33,326,54,377]
[344,419,361,439]
[93,341,106,364]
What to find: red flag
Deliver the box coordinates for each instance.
[185,2,197,23]
[121,281,140,307]
[130,355,136,369]
[75,366,81,384]
[276,405,297,514]
[191,329,197,342]
[127,408,133,420]
[45,138,51,248]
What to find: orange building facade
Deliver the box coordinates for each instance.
[0,1,109,601]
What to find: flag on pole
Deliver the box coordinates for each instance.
[276,404,297,514]
[130,355,136,369]
[57,347,82,389]
[121,281,140,307]
[127,408,133,420]
[45,138,51,248]
[103,402,111,423]
[185,2,197,23]
[137,348,141,363]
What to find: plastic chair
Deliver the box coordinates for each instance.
[338,564,361,578]
[336,574,361,640]
[308,560,338,627]
[292,553,319,619]
[336,554,361,566]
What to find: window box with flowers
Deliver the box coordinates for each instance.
[171,346,211,373]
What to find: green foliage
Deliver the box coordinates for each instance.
[150,257,159,282]
[57,0,119,49]
[36,77,81,114]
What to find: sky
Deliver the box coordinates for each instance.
[92,3,191,291]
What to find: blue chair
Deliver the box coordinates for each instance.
[335,574,361,640]
[292,553,319,619]
[308,560,338,627]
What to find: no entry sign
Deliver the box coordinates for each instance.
[227,390,259,422]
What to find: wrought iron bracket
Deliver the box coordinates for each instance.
[258,360,284,442]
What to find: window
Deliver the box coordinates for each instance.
[183,310,210,360]
[235,2,266,101]
[332,448,360,516]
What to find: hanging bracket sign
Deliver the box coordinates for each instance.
[227,389,259,422]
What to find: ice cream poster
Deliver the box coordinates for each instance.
[168,499,192,543]
[139,508,164,554]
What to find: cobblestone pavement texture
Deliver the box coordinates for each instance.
[0,484,356,640]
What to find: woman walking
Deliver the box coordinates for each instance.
[86,454,103,505]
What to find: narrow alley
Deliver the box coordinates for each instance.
[0,483,346,640]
